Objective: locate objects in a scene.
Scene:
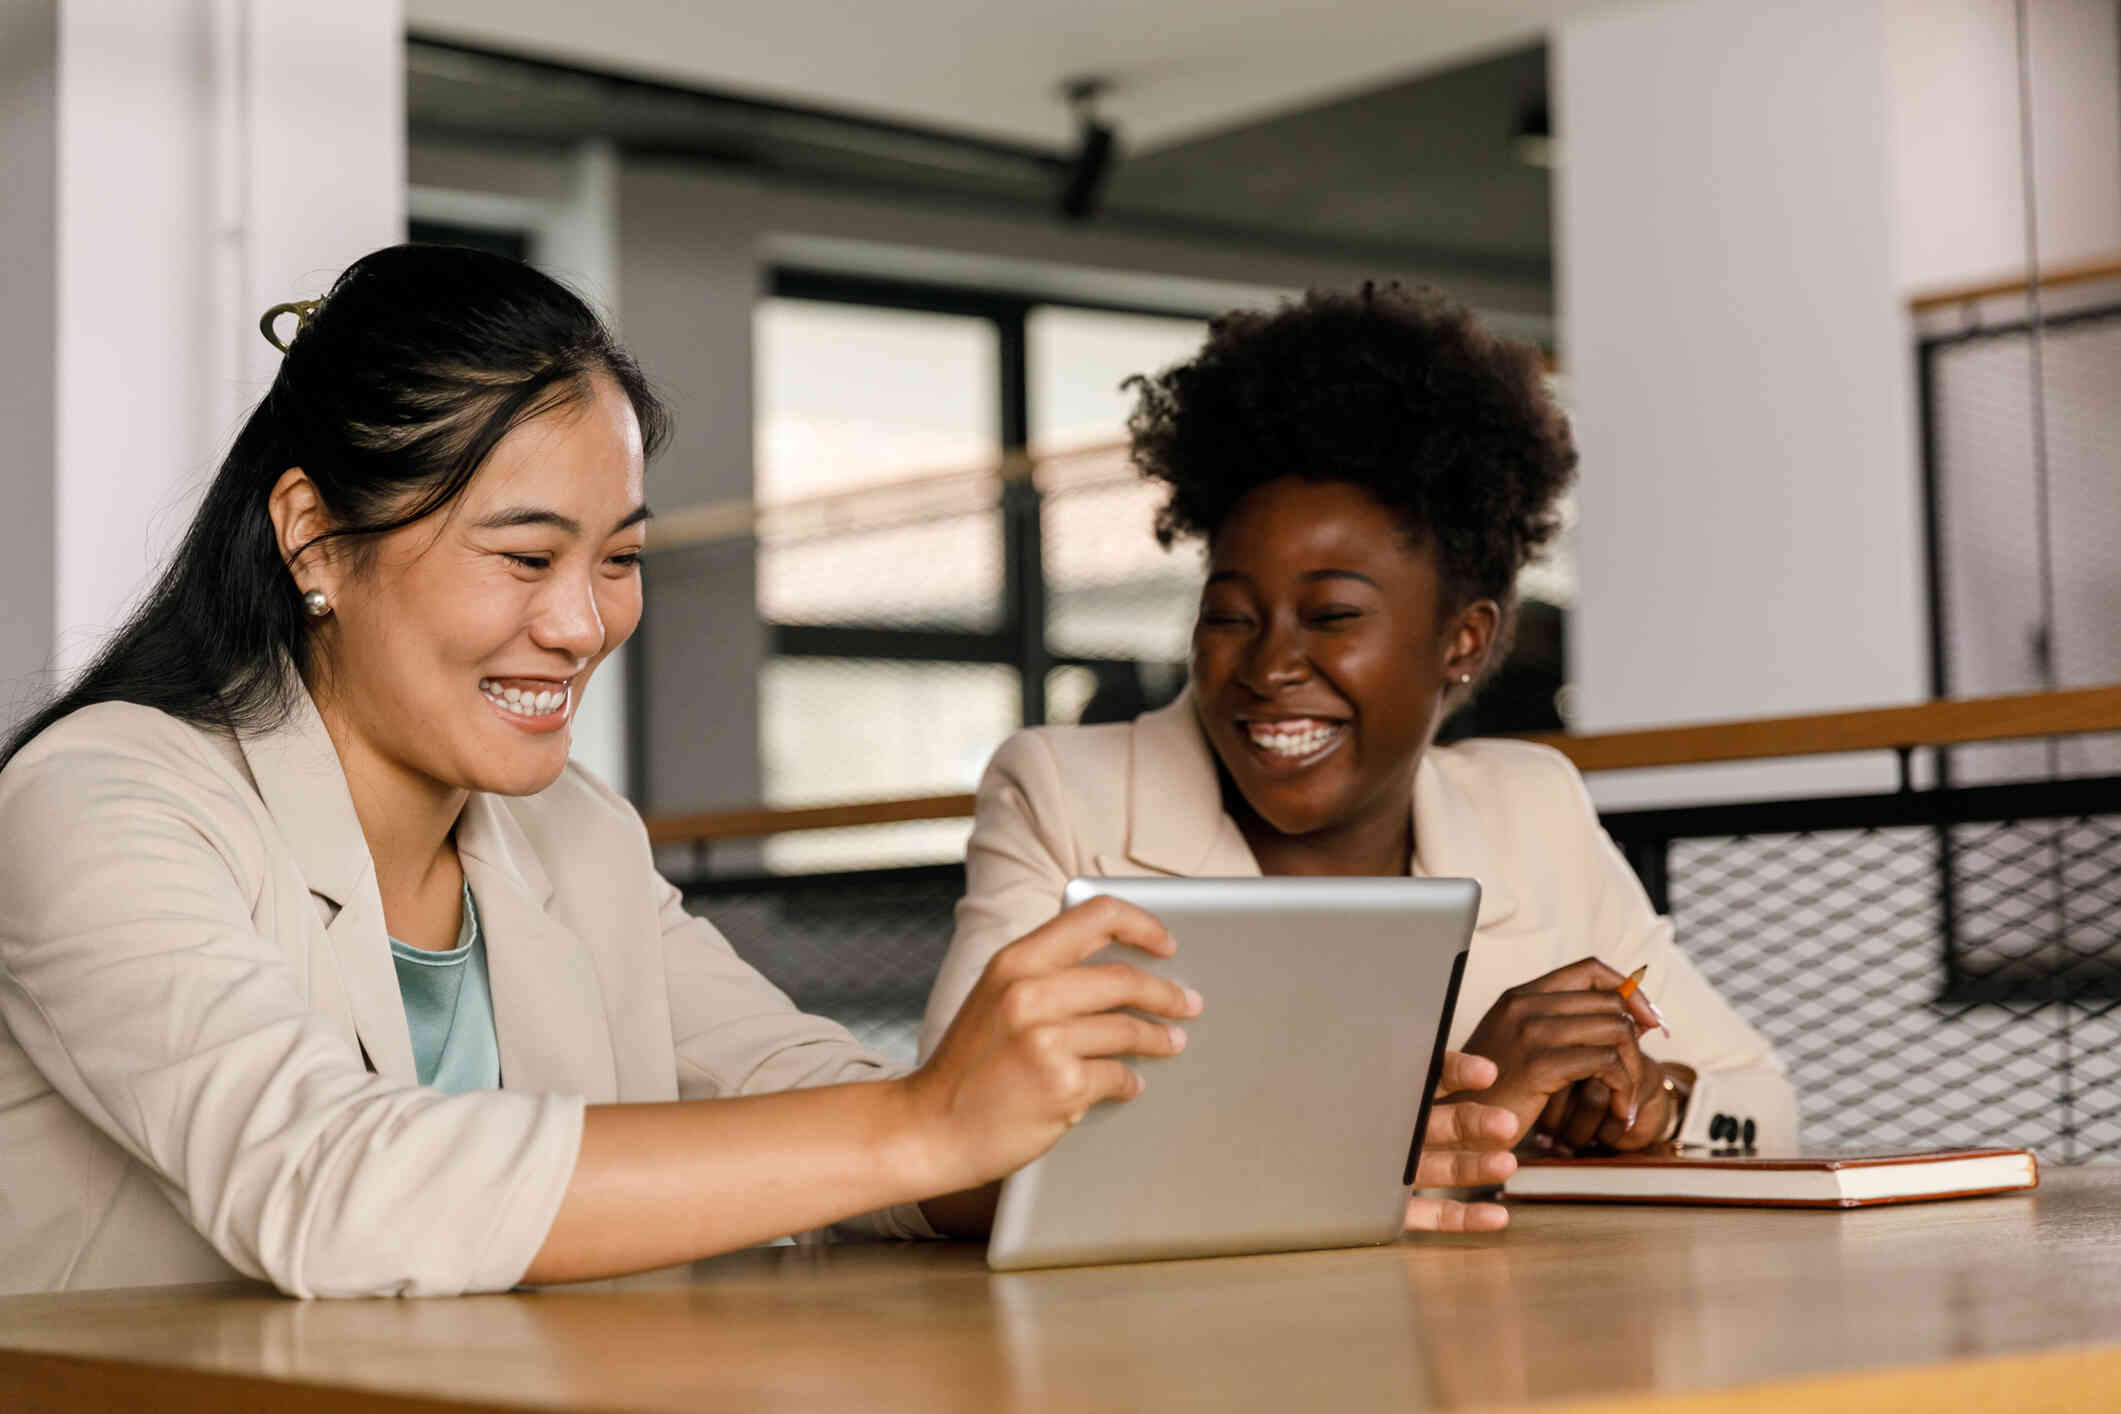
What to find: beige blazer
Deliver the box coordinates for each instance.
[920,693,1798,1152]
[0,689,931,1299]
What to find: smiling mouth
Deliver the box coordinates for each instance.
[1240,717,1349,763]
[479,676,571,720]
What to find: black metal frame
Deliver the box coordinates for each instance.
[1604,772,2121,1004]
[1916,298,2121,703]
[761,266,1215,727]
[670,772,2121,1075]
[1914,301,2121,1007]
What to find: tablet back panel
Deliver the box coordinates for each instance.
[987,876,1477,1271]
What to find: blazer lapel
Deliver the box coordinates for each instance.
[456,793,620,1102]
[1096,691,1260,879]
[1410,751,1521,932]
[237,687,417,1085]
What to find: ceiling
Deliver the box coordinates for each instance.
[1103,45,1550,268]
[405,0,1618,151]
[410,31,1554,283]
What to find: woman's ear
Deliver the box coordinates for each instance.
[1443,599,1502,684]
[266,469,339,602]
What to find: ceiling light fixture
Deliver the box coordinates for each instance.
[1057,76,1119,221]
[1512,98,1555,169]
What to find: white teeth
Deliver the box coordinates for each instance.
[479,680,567,718]
[1246,721,1343,758]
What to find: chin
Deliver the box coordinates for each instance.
[1237,781,1354,840]
[471,745,573,798]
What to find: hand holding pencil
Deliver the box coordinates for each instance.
[1456,956,1675,1154]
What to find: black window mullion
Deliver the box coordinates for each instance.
[996,306,1047,726]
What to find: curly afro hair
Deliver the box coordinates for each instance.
[1125,283,1575,624]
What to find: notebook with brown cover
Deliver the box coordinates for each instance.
[1504,1147,2039,1208]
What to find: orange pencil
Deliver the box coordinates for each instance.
[1614,964,1670,1036]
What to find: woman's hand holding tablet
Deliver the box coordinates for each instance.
[1408,1052,1520,1232]
[905,895,1202,1196]
[911,895,1524,1240]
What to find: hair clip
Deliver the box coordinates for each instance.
[258,298,322,354]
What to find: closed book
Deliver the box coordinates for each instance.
[1504,1147,2039,1208]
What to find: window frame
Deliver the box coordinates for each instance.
[761,266,1220,727]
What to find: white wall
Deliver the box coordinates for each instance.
[1887,0,2121,293]
[13,1,404,706]
[1556,0,1928,808]
[1883,0,2121,785]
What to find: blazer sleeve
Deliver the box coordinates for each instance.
[1558,757,1802,1150]
[0,738,584,1299]
[654,878,936,1240]
[917,730,1080,1061]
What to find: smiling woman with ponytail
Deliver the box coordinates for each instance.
[0,244,1266,1297]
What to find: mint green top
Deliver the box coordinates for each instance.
[388,884,501,1094]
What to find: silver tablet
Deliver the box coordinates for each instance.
[987,875,1479,1272]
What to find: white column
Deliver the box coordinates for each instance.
[537,140,632,792]
[0,0,403,712]
[1555,0,1927,807]
[1887,0,2121,291]
[0,5,61,728]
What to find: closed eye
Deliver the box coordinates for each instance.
[606,550,643,569]
[504,553,551,570]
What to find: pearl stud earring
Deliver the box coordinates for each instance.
[302,589,331,618]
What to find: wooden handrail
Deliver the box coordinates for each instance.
[645,441,1131,553]
[1521,683,2121,774]
[1907,253,2121,312]
[641,685,2121,844]
[644,792,977,845]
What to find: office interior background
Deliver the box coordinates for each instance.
[5,1,2119,1145]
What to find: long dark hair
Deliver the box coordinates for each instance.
[2,244,670,769]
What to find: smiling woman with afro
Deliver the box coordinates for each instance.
[922,281,1798,1232]
[1126,282,1575,691]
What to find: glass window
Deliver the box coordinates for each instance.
[1028,308,1210,666]
[1027,306,1207,454]
[755,299,998,502]
[758,491,1004,631]
[1040,463,1204,663]
[758,658,1018,872]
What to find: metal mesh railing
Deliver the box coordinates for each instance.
[679,769,2121,1157]
[685,864,964,1066]
[1616,776,2121,1162]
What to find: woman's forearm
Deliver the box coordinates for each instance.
[527,896,1195,1285]
[523,1080,950,1285]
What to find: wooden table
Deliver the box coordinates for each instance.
[6,1167,2120,1413]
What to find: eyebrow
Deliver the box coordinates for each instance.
[1302,569,1380,589]
[473,503,654,536]
[1204,568,1380,589]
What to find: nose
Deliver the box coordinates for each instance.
[529,568,605,663]
[1237,613,1309,694]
